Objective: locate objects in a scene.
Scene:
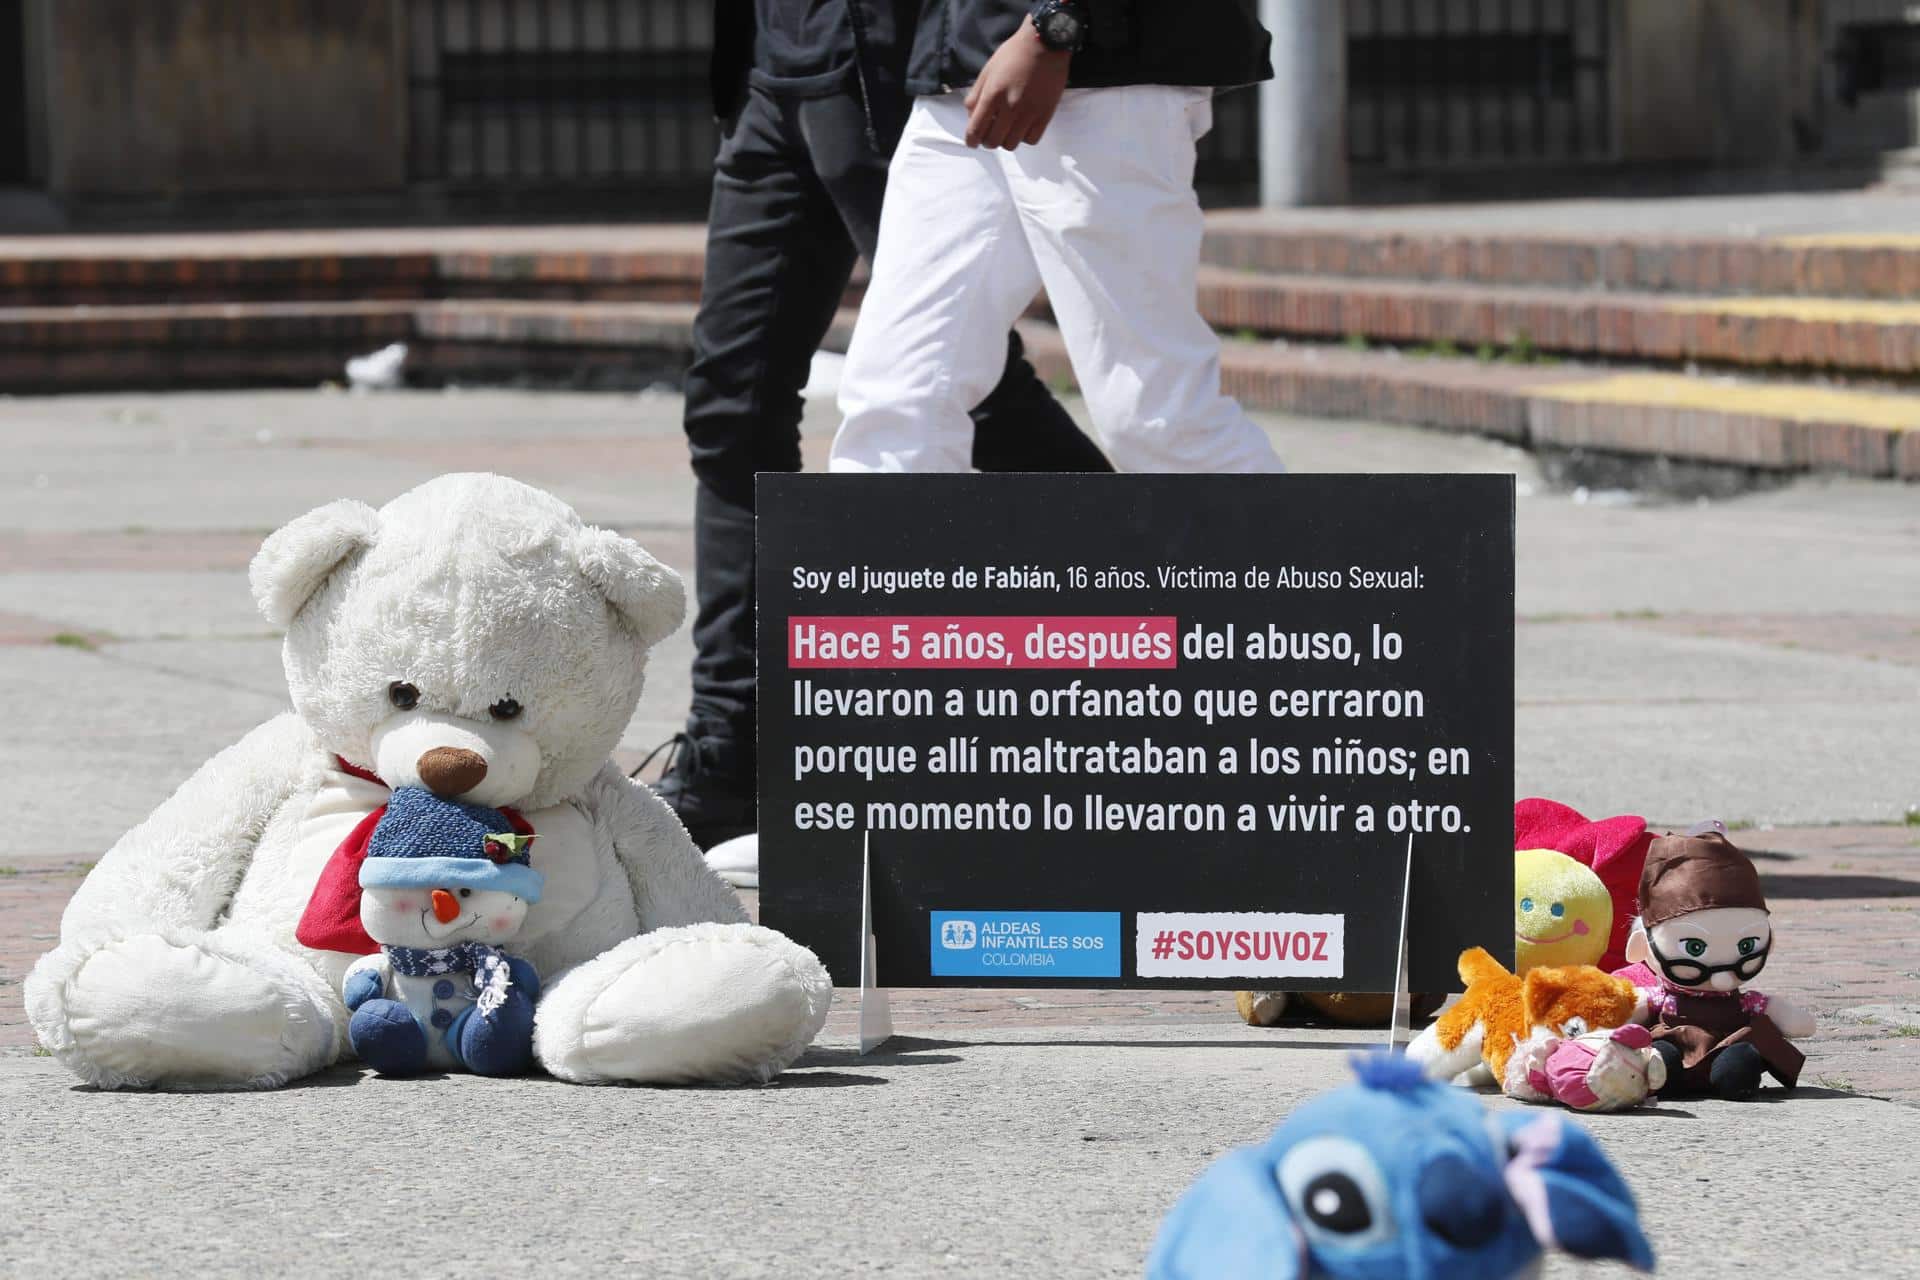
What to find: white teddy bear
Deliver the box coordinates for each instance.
[25,472,832,1090]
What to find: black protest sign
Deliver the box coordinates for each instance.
[757,475,1513,991]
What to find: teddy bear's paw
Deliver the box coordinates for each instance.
[27,930,341,1090]
[534,922,832,1085]
[1235,991,1288,1026]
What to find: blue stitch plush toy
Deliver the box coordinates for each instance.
[1147,1054,1653,1279]
[343,786,545,1077]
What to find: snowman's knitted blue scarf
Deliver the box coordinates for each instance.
[386,942,515,1016]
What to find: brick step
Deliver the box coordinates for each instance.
[415,298,853,386]
[1015,322,1920,481]
[0,299,718,391]
[0,255,439,305]
[435,248,711,301]
[17,221,1920,311]
[22,247,1919,379]
[0,246,712,306]
[0,301,420,389]
[1200,220,1920,301]
[5,297,1914,479]
[1192,267,1920,377]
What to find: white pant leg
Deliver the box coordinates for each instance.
[830,94,1045,473]
[1002,87,1283,474]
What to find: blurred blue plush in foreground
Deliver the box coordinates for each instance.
[1147,1054,1653,1279]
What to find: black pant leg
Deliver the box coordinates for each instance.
[683,88,860,738]
[799,89,1114,474]
[686,88,858,509]
[968,329,1113,472]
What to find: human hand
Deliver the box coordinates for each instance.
[964,19,1072,149]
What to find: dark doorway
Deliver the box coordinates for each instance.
[0,0,28,184]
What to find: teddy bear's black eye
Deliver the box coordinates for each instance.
[458,888,472,899]
[490,697,523,721]
[388,681,420,710]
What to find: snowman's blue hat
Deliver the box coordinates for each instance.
[358,785,545,903]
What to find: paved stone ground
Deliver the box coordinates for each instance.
[3,386,1914,838]
[8,1029,1917,1280]
[2,386,1917,1275]
[790,817,1920,1106]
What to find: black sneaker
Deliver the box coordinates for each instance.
[635,728,755,852]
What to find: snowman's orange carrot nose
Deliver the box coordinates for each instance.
[431,889,461,924]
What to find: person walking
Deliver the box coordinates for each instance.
[654,0,1113,867]
[829,0,1283,475]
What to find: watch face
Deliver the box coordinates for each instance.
[1042,8,1082,46]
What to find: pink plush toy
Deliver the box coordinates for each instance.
[1514,799,1654,971]
[1504,1024,1668,1113]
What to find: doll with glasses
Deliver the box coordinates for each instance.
[1618,825,1814,1099]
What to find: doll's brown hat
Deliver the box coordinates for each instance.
[1637,831,1767,926]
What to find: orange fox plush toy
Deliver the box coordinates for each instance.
[1408,948,1645,1085]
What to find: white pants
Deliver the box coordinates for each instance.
[830,86,1283,474]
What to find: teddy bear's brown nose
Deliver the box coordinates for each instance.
[416,747,488,797]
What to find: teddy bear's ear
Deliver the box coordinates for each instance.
[250,499,381,627]
[571,526,686,649]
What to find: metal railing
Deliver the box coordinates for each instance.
[405,0,714,204]
[402,0,1618,210]
[1347,0,1613,168]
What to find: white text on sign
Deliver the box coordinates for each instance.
[1135,911,1346,979]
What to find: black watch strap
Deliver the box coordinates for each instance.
[1031,0,1089,53]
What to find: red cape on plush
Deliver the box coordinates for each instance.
[294,758,535,955]
[1513,798,1652,971]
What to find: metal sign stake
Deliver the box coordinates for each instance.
[858,831,894,1054]
[1388,832,1415,1053]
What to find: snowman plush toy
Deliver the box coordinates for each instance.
[342,785,546,1076]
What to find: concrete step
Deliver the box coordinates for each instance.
[0,301,419,389]
[1193,267,1920,377]
[4,296,1915,479]
[20,244,1919,381]
[11,219,1918,304]
[23,256,1920,385]
[1200,219,1920,301]
[0,226,719,307]
[0,244,711,306]
[0,299,714,391]
[1015,322,1920,481]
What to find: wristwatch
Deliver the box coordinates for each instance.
[1030,0,1089,53]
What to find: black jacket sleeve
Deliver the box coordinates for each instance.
[905,0,1272,96]
[711,0,756,120]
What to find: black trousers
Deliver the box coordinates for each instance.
[681,81,1113,746]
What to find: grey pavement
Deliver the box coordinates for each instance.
[2,386,1915,859]
[4,1027,1916,1279]
[3,387,1919,1278]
